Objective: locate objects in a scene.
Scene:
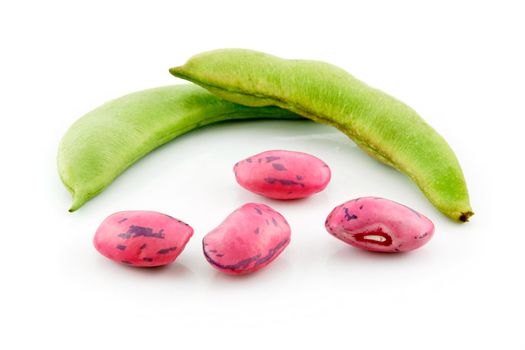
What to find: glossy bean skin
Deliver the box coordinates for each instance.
[325,197,434,253]
[58,85,301,212]
[170,49,473,222]
[203,203,291,275]
[93,211,193,267]
[234,150,331,199]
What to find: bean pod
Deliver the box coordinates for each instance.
[171,49,473,222]
[58,85,301,212]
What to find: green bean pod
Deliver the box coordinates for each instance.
[58,84,301,212]
[170,49,473,222]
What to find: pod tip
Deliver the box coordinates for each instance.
[68,194,86,213]
[459,211,474,222]
[169,66,180,75]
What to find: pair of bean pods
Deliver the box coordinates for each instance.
[59,49,473,222]
[94,150,434,275]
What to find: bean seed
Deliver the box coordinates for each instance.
[203,203,291,275]
[93,210,193,266]
[234,150,331,199]
[325,197,434,253]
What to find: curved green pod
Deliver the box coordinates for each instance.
[170,49,473,222]
[58,84,301,212]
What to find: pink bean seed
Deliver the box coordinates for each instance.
[325,197,434,253]
[234,150,331,199]
[93,211,193,267]
[203,203,291,275]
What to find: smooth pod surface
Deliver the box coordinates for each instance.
[170,49,473,222]
[325,197,434,252]
[58,84,301,212]
[234,150,331,199]
[94,210,193,267]
[203,203,291,275]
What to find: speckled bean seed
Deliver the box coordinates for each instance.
[325,197,434,253]
[93,211,193,267]
[203,203,291,275]
[234,150,331,199]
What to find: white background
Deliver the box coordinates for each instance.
[1,1,524,349]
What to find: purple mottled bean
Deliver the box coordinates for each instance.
[203,203,291,275]
[325,197,434,253]
[234,150,331,199]
[94,211,193,266]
